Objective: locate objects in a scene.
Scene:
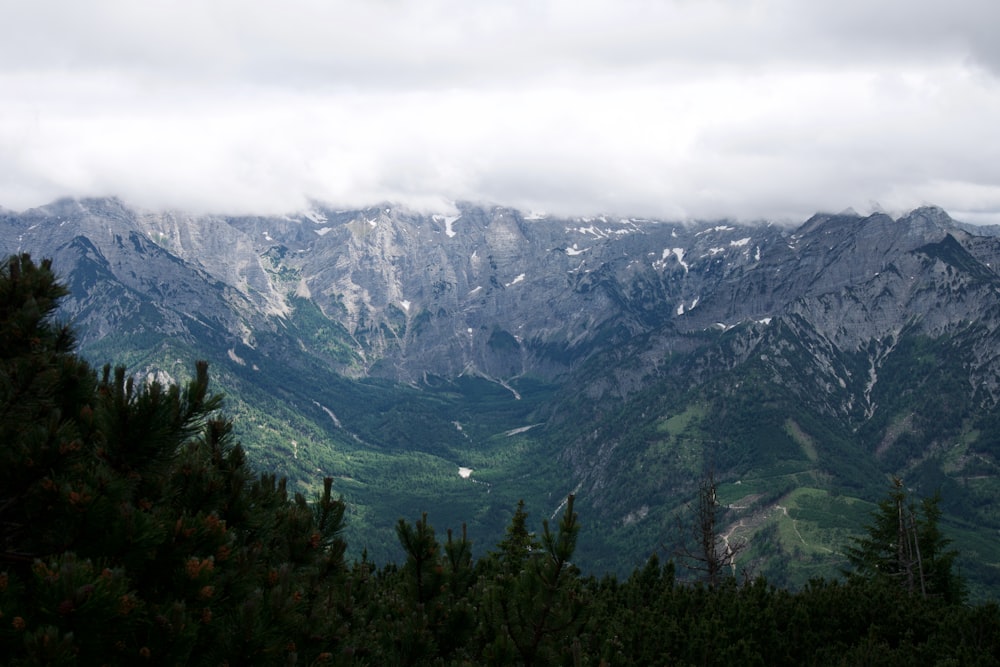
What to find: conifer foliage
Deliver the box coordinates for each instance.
[845,476,965,602]
[0,254,348,665]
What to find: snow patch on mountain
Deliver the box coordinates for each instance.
[656,247,690,272]
[433,214,461,238]
[506,274,526,287]
[697,225,735,235]
[312,400,342,428]
[302,209,328,224]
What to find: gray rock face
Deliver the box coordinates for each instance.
[3,198,1000,408]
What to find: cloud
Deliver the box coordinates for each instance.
[1,1,999,223]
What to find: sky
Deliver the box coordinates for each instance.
[2,0,1000,223]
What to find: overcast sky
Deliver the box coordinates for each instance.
[2,1,999,223]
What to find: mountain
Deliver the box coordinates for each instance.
[4,197,1000,596]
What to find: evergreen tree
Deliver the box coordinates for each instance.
[479,496,587,666]
[846,476,965,602]
[0,255,348,664]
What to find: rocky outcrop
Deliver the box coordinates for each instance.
[3,198,1000,405]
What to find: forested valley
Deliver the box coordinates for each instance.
[3,253,1000,666]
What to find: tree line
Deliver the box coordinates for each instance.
[1,253,998,665]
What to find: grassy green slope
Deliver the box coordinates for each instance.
[536,320,1000,599]
[77,303,1000,599]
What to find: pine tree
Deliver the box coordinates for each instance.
[1,254,94,567]
[396,512,442,606]
[846,477,965,602]
[0,254,349,664]
[480,495,587,666]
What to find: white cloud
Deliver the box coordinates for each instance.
[1,0,999,223]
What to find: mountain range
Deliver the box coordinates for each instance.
[4,197,1000,597]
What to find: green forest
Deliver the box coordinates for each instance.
[2,252,1000,666]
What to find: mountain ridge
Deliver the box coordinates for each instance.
[4,197,1000,594]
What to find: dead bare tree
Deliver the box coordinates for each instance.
[674,470,747,586]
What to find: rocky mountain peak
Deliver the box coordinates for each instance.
[5,199,994,385]
[6,197,1000,592]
